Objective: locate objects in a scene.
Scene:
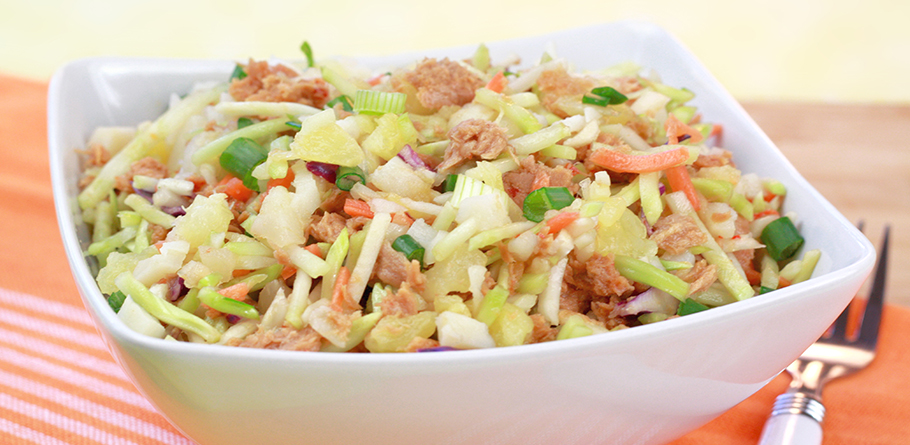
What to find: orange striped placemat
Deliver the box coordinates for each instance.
[0,287,195,445]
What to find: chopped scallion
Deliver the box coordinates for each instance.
[522,187,574,222]
[220,137,268,192]
[677,298,710,316]
[335,165,367,191]
[107,291,126,313]
[582,86,628,106]
[230,64,247,81]
[285,120,301,130]
[444,174,458,192]
[237,117,253,129]
[392,234,425,267]
[300,41,314,68]
[353,90,406,115]
[761,216,804,261]
[326,95,354,112]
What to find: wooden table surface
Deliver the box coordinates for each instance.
[742,102,909,307]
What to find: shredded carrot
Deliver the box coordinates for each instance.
[665,165,701,211]
[710,123,723,138]
[218,282,251,302]
[217,176,254,202]
[764,192,778,202]
[232,269,252,279]
[267,166,295,191]
[485,71,507,93]
[187,174,207,192]
[344,199,374,218]
[778,276,792,289]
[665,114,703,145]
[274,248,293,266]
[330,266,351,312]
[546,212,580,235]
[280,265,297,280]
[588,147,689,173]
[392,212,414,227]
[304,244,323,258]
[367,73,386,86]
[754,209,780,219]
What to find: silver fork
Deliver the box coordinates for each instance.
[758,224,890,445]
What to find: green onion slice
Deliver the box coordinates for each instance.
[677,298,710,316]
[353,90,406,115]
[522,187,575,222]
[443,174,458,192]
[237,117,254,129]
[582,86,628,106]
[285,120,302,130]
[220,137,268,192]
[326,95,354,112]
[392,234,425,267]
[761,216,804,261]
[107,291,126,313]
[230,64,247,81]
[300,41,314,68]
[759,286,776,294]
[335,165,367,191]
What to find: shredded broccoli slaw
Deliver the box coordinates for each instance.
[78,43,819,352]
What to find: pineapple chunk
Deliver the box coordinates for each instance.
[596,208,657,258]
[488,303,534,347]
[423,245,486,301]
[289,109,364,167]
[364,311,437,353]
[370,156,437,202]
[95,247,156,294]
[250,186,310,249]
[170,193,234,250]
[433,294,472,317]
[361,113,418,161]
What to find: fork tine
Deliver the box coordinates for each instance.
[856,225,890,348]
[829,298,852,339]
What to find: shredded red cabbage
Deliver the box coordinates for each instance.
[397,145,430,170]
[639,208,654,236]
[306,161,338,183]
[416,346,459,352]
[616,288,679,317]
[168,277,188,302]
[132,186,154,202]
[161,206,186,217]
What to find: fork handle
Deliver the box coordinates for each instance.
[758,392,825,445]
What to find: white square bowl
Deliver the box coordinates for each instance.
[48,21,875,445]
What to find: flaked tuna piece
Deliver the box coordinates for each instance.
[502,156,577,207]
[650,214,708,255]
[397,58,483,111]
[230,59,330,108]
[437,119,509,171]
